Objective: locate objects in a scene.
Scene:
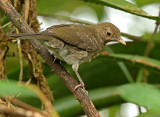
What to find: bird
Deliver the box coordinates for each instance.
[8,22,126,93]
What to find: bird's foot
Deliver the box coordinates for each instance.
[53,57,58,63]
[74,83,88,95]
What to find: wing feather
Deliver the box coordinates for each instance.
[41,24,99,52]
[9,24,100,52]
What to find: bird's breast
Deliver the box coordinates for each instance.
[45,39,99,65]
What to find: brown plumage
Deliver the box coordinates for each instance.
[8,22,126,92]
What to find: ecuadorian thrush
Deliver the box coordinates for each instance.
[9,22,126,92]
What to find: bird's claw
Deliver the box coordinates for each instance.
[74,83,88,95]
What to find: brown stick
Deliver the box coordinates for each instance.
[0,0,100,116]
[5,98,48,117]
[0,105,47,117]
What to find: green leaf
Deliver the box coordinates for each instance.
[137,111,160,117]
[82,0,160,21]
[117,83,160,110]
[53,86,124,116]
[0,10,9,25]
[108,105,121,117]
[0,81,38,98]
[37,0,105,22]
[135,0,160,7]
[101,53,160,73]
[105,46,134,83]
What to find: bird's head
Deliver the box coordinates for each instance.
[97,22,126,45]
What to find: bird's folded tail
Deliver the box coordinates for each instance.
[7,33,52,40]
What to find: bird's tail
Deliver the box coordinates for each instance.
[7,33,51,40]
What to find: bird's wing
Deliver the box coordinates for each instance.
[8,24,100,52]
[41,24,99,52]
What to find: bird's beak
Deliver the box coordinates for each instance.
[118,38,126,45]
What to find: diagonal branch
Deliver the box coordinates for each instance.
[0,0,100,116]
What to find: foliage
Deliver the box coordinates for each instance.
[0,0,160,117]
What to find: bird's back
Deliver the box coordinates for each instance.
[42,24,105,52]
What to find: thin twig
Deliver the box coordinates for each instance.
[5,97,48,117]
[121,32,143,41]
[0,0,100,116]
[141,8,160,82]
[17,39,23,82]
[144,24,160,56]
[144,8,160,56]
[24,0,29,22]
[0,105,47,117]
[138,106,142,114]
[16,28,23,82]
[0,12,7,79]
[0,49,7,79]
[0,22,11,29]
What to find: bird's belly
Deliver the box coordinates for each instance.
[58,45,89,65]
[45,40,99,65]
[47,45,99,65]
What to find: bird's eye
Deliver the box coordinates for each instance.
[107,32,111,36]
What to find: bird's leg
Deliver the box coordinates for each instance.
[53,57,58,63]
[72,64,84,87]
[72,64,88,94]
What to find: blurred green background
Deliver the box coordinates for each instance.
[1,0,160,117]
